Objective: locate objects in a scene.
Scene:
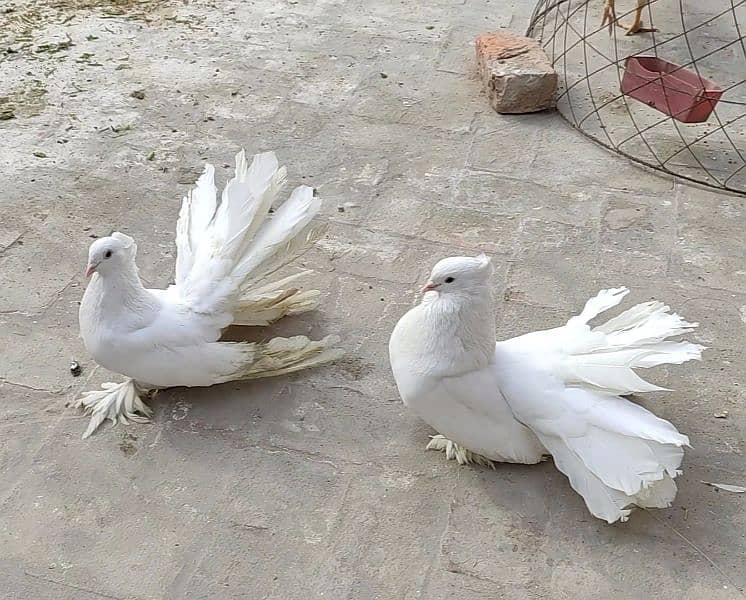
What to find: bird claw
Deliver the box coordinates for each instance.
[624,24,657,35]
[600,1,656,36]
[71,380,153,438]
[426,434,497,469]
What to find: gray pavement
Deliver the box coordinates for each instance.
[1,0,744,598]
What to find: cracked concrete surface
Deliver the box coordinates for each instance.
[1,0,745,599]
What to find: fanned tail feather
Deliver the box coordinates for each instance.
[560,288,704,395]
[237,222,327,295]
[567,286,629,327]
[541,430,682,522]
[217,335,343,383]
[229,185,321,289]
[538,435,635,523]
[240,152,288,244]
[596,302,698,346]
[576,392,689,446]
[500,288,697,523]
[232,271,322,326]
[210,151,286,264]
[566,426,682,494]
[535,389,685,523]
[175,164,217,286]
[173,150,324,318]
[539,431,680,523]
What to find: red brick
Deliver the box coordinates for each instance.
[475,30,557,114]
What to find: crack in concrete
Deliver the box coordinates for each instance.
[645,510,746,597]
[0,273,80,318]
[23,570,137,600]
[0,378,68,394]
[0,230,29,255]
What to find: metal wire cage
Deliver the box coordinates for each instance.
[527,0,746,194]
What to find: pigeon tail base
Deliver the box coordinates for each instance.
[229,334,344,382]
[71,380,154,439]
[426,434,498,469]
[232,285,322,326]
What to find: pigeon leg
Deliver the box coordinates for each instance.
[621,0,657,35]
[600,0,617,34]
[425,434,497,469]
[70,379,154,439]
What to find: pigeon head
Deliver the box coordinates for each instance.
[421,254,493,295]
[86,232,137,277]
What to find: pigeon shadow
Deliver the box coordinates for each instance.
[144,312,341,436]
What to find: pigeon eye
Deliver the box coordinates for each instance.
[104,250,112,259]
[444,277,455,283]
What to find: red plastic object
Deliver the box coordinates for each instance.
[621,55,723,123]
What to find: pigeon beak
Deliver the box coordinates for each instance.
[420,281,440,294]
[85,263,98,277]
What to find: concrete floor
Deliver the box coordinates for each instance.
[1,0,744,599]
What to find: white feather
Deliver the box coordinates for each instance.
[230,185,321,285]
[171,151,321,318]
[567,286,629,327]
[174,164,217,288]
[537,435,635,523]
[522,287,706,396]
[75,149,340,437]
[498,287,700,522]
[389,257,701,523]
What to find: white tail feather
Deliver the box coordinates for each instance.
[635,341,704,367]
[172,151,323,319]
[238,223,327,295]
[216,335,343,383]
[593,300,666,333]
[232,288,321,326]
[175,164,217,287]
[558,288,704,395]
[230,185,321,285]
[545,432,680,522]
[538,397,684,523]
[244,270,312,297]
[568,286,629,327]
[539,435,635,523]
[566,427,680,495]
[572,391,689,446]
[501,288,699,522]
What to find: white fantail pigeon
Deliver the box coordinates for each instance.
[74,150,342,438]
[389,255,704,523]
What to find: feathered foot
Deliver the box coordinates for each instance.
[426,434,497,469]
[70,380,153,439]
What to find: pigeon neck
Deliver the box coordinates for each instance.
[424,287,496,372]
[95,261,151,311]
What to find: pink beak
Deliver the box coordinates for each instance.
[85,264,97,277]
[420,281,440,294]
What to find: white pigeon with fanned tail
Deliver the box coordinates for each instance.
[74,150,342,438]
[389,255,703,523]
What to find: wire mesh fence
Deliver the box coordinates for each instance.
[527,0,746,194]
